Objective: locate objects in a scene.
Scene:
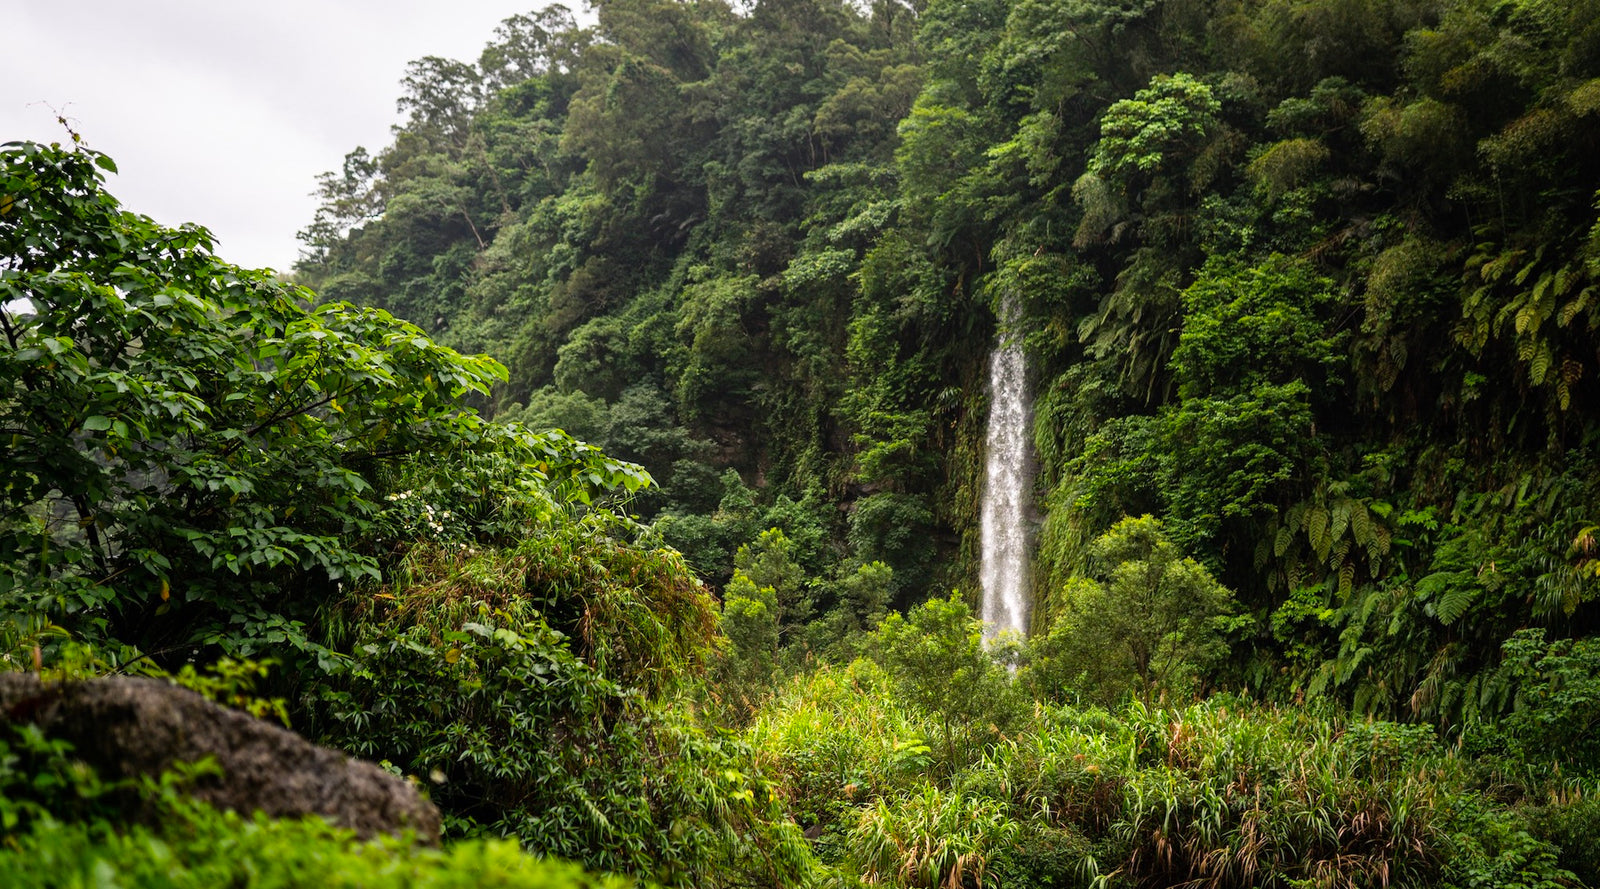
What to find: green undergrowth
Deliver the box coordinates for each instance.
[749,662,1589,889]
[0,718,629,889]
[309,534,814,887]
[0,813,630,889]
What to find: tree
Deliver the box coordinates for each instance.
[713,571,782,718]
[733,527,812,643]
[1032,516,1236,704]
[874,593,1021,765]
[0,139,648,665]
[296,146,382,264]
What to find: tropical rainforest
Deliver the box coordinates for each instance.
[6,0,1600,885]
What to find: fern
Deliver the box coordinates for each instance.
[1416,571,1478,625]
[1330,500,1351,545]
[1308,506,1331,562]
[1530,342,1554,385]
[1350,504,1373,550]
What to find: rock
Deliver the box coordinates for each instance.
[0,672,440,843]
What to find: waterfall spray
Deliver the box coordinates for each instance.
[979,295,1032,640]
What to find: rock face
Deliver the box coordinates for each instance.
[0,672,440,843]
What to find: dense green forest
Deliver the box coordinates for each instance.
[296,0,1600,725]
[6,0,1600,885]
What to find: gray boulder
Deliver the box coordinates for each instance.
[0,672,440,843]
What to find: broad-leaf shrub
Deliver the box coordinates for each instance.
[0,140,645,667]
[1026,516,1238,705]
[872,594,1024,768]
[1468,628,1600,775]
[0,719,631,889]
[0,786,630,889]
[313,537,808,888]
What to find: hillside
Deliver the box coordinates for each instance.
[299,0,1600,724]
[7,0,1600,886]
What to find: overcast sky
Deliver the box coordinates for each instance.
[4,1,567,272]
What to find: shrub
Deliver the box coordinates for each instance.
[747,660,936,835]
[1468,628,1600,776]
[312,536,807,888]
[872,594,1025,768]
[1028,516,1238,705]
[0,803,631,889]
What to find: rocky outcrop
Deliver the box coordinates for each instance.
[0,672,440,843]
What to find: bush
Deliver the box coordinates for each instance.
[747,675,1584,889]
[872,593,1025,767]
[747,660,937,835]
[1522,794,1600,886]
[312,535,808,888]
[0,714,627,888]
[1468,628,1600,776]
[0,139,652,675]
[1027,516,1238,705]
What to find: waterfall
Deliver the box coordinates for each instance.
[980,295,1032,640]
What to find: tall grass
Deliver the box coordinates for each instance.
[849,784,1019,888]
[1104,700,1445,887]
[749,674,1577,889]
[747,660,939,824]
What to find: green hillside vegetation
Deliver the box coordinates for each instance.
[295,0,1600,731]
[5,0,1600,884]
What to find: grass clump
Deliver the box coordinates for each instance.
[748,663,1580,888]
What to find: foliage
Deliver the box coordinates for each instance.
[1028,516,1238,705]
[1089,73,1221,188]
[749,663,1584,889]
[0,754,630,889]
[733,528,812,644]
[0,719,123,834]
[282,0,1600,745]
[711,569,782,720]
[848,783,1019,889]
[0,818,630,889]
[0,718,631,889]
[310,534,812,888]
[1467,628,1600,775]
[872,594,1024,766]
[169,657,290,726]
[26,0,1600,883]
[4,136,818,888]
[0,139,648,673]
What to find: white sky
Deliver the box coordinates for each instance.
[4,1,566,273]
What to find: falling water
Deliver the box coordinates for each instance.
[980,295,1032,640]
